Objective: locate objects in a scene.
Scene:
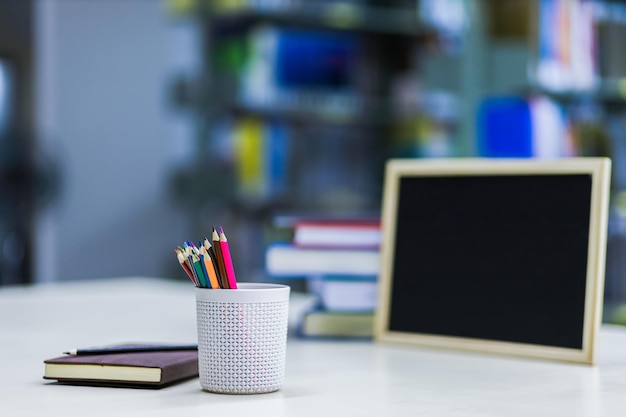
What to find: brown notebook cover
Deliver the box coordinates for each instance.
[43,349,198,388]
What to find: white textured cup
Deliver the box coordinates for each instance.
[195,283,290,394]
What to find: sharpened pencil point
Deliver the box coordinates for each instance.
[176,227,238,289]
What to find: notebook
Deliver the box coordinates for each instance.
[43,347,198,388]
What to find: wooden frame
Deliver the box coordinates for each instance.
[374,158,612,364]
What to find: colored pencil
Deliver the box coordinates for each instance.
[200,249,220,289]
[176,249,197,285]
[219,226,238,289]
[191,253,208,288]
[212,227,229,289]
[198,252,211,288]
[202,238,221,286]
[174,228,240,289]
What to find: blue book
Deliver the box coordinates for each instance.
[275,29,358,90]
[477,96,532,158]
[265,120,289,197]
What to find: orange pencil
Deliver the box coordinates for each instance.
[202,237,221,282]
[200,247,220,289]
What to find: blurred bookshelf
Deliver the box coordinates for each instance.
[167,0,467,283]
[166,0,626,322]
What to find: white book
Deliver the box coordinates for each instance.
[308,277,377,312]
[293,221,381,248]
[266,244,380,276]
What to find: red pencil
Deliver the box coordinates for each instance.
[175,249,197,285]
[219,227,238,289]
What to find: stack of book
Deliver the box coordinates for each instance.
[265,217,381,338]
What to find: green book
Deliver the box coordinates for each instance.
[298,308,374,339]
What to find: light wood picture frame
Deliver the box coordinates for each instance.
[374,158,612,364]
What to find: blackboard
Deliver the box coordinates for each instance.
[374,158,611,364]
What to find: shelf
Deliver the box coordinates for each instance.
[591,79,626,107]
[226,100,397,127]
[530,79,626,107]
[201,2,436,37]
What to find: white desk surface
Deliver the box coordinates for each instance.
[2,277,626,417]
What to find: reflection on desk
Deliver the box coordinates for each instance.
[1,276,625,416]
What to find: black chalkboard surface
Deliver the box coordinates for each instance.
[375,159,611,364]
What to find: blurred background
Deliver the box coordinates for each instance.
[2,0,626,324]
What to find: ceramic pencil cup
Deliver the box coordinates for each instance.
[195,283,290,394]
